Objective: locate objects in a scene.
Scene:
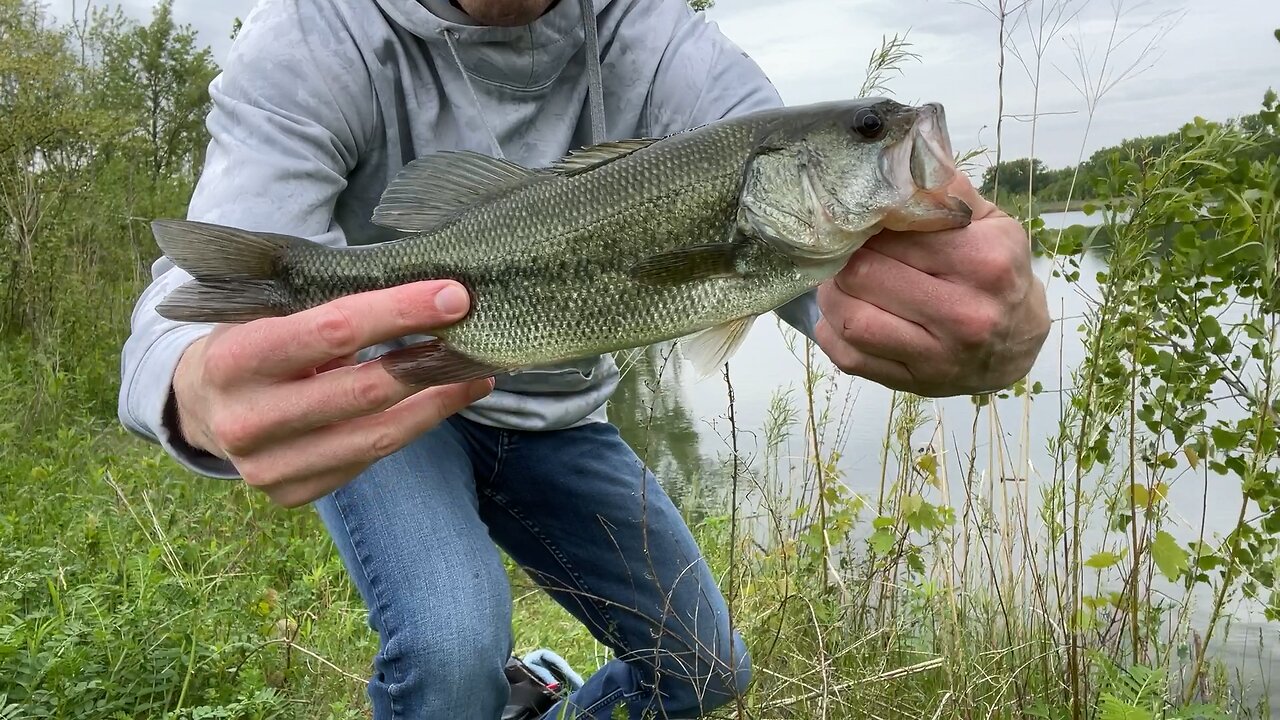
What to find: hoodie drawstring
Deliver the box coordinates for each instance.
[441,0,607,157]
[578,0,606,144]
[442,27,507,159]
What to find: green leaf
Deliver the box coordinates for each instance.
[1130,484,1149,508]
[1086,551,1122,570]
[869,528,895,555]
[1212,426,1244,451]
[1151,531,1190,581]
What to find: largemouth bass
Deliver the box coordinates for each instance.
[152,97,972,387]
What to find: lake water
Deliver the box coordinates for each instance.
[604,210,1279,708]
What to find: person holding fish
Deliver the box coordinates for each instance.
[117,0,1051,717]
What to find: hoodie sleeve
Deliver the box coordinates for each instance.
[117,0,375,479]
[643,2,822,343]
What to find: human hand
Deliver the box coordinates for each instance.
[170,281,493,507]
[814,174,1050,397]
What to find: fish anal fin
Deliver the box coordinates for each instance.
[681,315,757,379]
[372,151,549,234]
[379,340,509,388]
[630,244,743,286]
[549,138,659,176]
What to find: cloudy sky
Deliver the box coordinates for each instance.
[43,0,1278,171]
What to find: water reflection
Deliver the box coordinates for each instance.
[605,343,714,526]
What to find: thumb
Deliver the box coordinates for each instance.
[947,170,1001,222]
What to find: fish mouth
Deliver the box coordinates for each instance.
[909,103,956,192]
[880,102,973,232]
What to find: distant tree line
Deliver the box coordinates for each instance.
[981,109,1280,204]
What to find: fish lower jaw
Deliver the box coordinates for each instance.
[792,252,858,284]
[788,217,879,270]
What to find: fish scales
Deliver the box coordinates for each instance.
[150,98,974,386]
[274,116,808,368]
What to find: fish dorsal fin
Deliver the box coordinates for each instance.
[549,138,659,176]
[681,315,758,378]
[372,151,549,233]
[630,244,744,286]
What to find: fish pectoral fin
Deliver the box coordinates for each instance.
[681,315,758,379]
[549,138,660,176]
[378,340,508,388]
[372,151,551,234]
[629,244,744,286]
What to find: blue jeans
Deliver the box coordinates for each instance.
[313,415,750,719]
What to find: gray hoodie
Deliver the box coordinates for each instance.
[117,0,822,478]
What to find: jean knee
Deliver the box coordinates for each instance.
[375,604,512,709]
[710,631,752,701]
[728,632,752,695]
[658,630,752,714]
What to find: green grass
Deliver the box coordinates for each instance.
[1,328,1268,719]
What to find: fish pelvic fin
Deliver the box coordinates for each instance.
[151,219,297,282]
[681,314,758,379]
[630,244,745,286]
[372,152,551,234]
[379,340,509,388]
[158,280,285,323]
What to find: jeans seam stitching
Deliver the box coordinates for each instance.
[576,687,627,715]
[489,430,509,486]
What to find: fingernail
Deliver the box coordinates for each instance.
[435,284,469,316]
[470,377,496,400]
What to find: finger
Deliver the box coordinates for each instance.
[814,319,918,391]
[229,280,472,380]
[238,378,494,501]
[831,248,972,328]
[940,171,997,220]
[227,358,432,449]
[260,465,364,509]
[866,214,1030,283]
[816,284,941,364]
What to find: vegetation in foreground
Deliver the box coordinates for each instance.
[2,1,1278,718]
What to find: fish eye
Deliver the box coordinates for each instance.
[852,108,884,139]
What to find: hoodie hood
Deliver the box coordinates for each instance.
[373,0,610,150]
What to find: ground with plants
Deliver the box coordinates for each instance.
[2,1,1277,718]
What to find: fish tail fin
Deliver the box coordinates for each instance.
[151,220,306,324]
[379,340,507,388]
[152,219,303,281]
[158,280,285,323]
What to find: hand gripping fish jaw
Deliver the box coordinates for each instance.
[736,98,972,272]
